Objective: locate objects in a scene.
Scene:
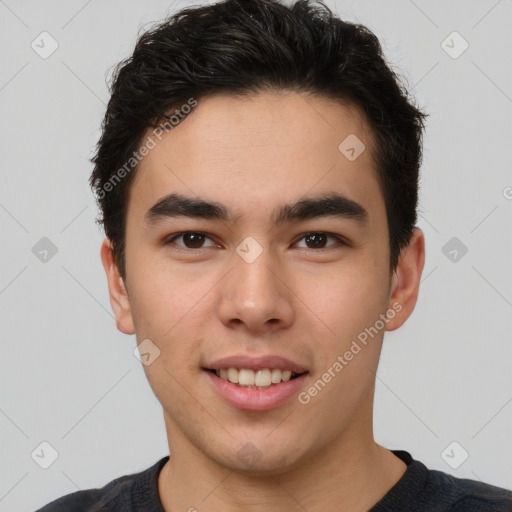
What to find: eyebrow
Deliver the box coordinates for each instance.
[144,192,368,227]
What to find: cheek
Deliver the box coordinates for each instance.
[302,262,389,340]
[126,254,218,375]
[297,269,387,428]
[127,248,204,333]
[131,263,207,399]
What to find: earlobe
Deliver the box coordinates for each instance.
[100,237,135,335]
[385,228,425,332]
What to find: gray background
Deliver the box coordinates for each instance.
[1,0,511,510]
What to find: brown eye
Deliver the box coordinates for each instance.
[294,232,345,250]
[305,233,328,248]
[164,232,218,250]
[180,232,206,248]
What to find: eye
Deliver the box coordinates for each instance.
[293,232,346,250]
[163,231,219,250]
[162,231,347,252]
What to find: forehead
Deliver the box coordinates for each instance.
[128,90,383,227]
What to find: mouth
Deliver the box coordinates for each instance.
[203,367,307,389]
[202,365,310,411]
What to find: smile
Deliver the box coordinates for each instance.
[213,367,302,388]
[204,368,309,411]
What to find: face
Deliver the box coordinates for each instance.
[102,90,423,474]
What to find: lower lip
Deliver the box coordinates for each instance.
[204,370,309,411]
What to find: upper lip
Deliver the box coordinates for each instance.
[204,355,308,374]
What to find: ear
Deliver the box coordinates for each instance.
[385,227,425,331]
[100,237,135,335]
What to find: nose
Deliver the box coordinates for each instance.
[217,247,295,335]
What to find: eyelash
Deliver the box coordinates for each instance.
[162,231,348,252]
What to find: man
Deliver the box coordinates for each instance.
[36,0,512,510]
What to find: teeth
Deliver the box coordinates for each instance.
[271,368,282,383]
[254,369,271,387]
[214,367,300,387]
[238,369,255,386]
[281,370,292,382]
[227,367,238,383]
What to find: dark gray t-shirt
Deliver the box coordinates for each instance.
[35,450,512,511]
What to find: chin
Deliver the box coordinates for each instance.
[206,436,307,476]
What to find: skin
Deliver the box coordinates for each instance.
[101,90,425,511]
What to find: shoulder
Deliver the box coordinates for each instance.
[34,456,169,512]
[34,473,134,512]
[375,450,512,512]
[427,467,512,511]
